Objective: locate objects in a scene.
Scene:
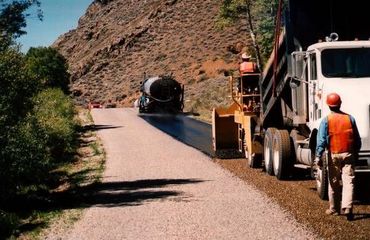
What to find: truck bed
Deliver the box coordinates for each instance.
[260,0,370,128]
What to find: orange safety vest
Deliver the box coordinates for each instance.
[239,62,256,74]
[328,113,354,153]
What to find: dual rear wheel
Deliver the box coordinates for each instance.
[263,128,329,199]
[263,128,292,180]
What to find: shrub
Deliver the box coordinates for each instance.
[32,88,77,161]
[0,118,51,197]
[0,47,76,205]
[25,47,70,93]
[0,210,20,238]
[0,47,39,127]
[0,47,46,202]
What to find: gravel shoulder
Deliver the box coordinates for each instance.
[61,108,318,240]
[215,159,370,240]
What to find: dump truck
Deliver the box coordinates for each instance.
[212,0,370,199]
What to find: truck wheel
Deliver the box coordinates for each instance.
[264,128,277,175]
[316,155,329,200]
[272,129,291,180]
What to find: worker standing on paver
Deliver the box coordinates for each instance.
[239,53,257,75]
[315,93,362,221]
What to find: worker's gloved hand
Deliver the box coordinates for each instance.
[314,156,323,167]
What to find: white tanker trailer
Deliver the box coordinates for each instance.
[136,75,184,113]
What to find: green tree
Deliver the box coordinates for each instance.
[217,0,248,28]
[0,48,38,127]
[217,0,281,66]
[0,2,78,238]
[0,47,75,197]
[0,49,76,208]
[0,47,47,202]
[0,0,42,49]
[251,0,279,63]
[0,0,44,207]
[25,47,71,93]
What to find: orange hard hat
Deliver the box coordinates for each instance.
[326,93,342,107]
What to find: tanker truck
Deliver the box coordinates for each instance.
[136,74,184,113]
[212,0,370,199]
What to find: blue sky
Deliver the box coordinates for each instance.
[18,0,93,53]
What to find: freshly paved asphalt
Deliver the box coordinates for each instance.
[139,113,213,156]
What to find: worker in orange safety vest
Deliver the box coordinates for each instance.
[315,92,362,221]
[239,53,257,75]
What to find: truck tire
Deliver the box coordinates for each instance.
[316,155,329,200]
[264,128,277,175]
[272,129,292,180]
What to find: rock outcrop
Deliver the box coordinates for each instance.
[53,0,249,107]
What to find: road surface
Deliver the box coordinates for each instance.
[139,113,213,156]
[62,108,317,240]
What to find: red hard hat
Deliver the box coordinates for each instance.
[326,93,342,107]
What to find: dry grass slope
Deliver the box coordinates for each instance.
[53,0,249,120]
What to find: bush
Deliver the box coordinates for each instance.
[0,210,20,238]
[32,88,77,161]
[0,88,77,203]
[0,48,39,127]
[25,47,70,93]
[0,47,46,202]
[0,47,76,204]
[0,118,51,198]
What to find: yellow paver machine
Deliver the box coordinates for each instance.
[212,70,263,167]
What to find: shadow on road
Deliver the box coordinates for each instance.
[81,178,205,207]
[2,117,204,237]
[83,124,123,131]
[93,178,205,191]
[6,178,206,212]
[3,177,206,237]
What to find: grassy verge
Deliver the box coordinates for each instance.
[5,107,106,240]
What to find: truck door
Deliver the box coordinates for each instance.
[308,52,321,122]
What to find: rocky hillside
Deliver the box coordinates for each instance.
[53,0,250,116]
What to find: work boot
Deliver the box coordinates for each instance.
[343,208,354,221]
[325,209,339,216]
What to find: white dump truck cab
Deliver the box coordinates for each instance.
[293,40,370,172]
